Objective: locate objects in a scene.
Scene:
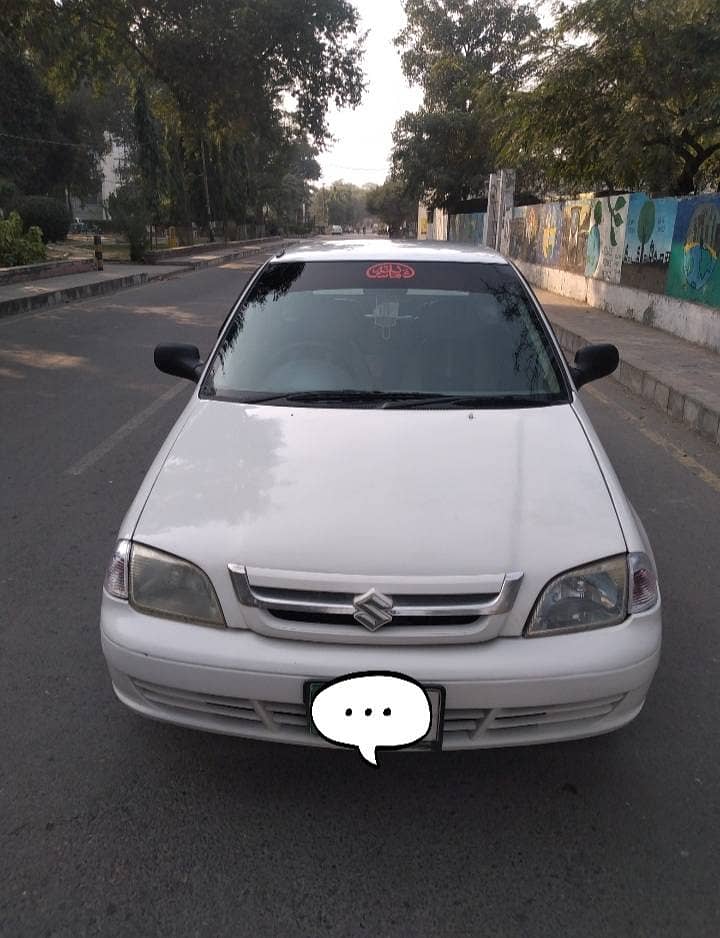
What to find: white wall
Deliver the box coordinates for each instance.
[513,257,720,355]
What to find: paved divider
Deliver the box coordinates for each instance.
[144,236,288,265]
[0,257,96,286]
[0,238,299,320]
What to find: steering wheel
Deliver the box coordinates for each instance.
[265,340,374,384]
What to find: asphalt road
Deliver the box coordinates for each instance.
[2,251,719,938]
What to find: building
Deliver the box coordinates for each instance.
[70,135,128,222]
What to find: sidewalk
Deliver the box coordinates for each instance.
[536,287,720,447]
[0,240,292,319]
[0,262,182,318]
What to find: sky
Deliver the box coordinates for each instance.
[316,0,423,188]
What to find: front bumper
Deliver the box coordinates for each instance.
[101,593,661,750]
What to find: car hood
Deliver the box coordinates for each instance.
[134,399,626,628]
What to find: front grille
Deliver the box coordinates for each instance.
[487,694,625,731]
[270,611,479,627]
[132,679,310,736]
[132,680,626,744]
[226,565,524,645]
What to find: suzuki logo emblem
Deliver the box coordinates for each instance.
[352,588,394,631]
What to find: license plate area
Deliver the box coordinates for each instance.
[304,681,445,751]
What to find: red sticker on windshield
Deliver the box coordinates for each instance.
[366,262,416,280]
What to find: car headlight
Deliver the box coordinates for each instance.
[525,555,628,637]
[104,540,225,628]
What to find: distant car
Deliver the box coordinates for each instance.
[101,239,661,751]
[330,224,343,235]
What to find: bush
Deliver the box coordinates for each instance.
[0,212,47,267]
[0,178,19,214]
[515,192,545,207]
[107,186,150,262]
[13,196,71,242]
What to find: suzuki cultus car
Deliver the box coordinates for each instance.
[101,240,661,750]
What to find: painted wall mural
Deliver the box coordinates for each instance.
[666,196,720,308]
[448,212,486,244]
[539,203,563,267]
[585,195,628,283]
[621,194,678,293]
[558,199,592,274]
[446,191,720,313]
[507,207,529,260]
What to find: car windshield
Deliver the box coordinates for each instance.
[200,260,569,407]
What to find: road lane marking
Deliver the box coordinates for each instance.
[66,383,188,476]
[586,386,720,495]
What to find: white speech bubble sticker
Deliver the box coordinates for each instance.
[310,672,432,766]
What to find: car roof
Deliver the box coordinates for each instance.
[274,238,509,265]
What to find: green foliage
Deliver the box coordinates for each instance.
[365,179,417,233]
[0,42,110,200]
[132,80,165,224]
[13,196,71,242]
[515,192,543,207]
[7,0,365,236]
[391,0,545,209]
[0,212,47,267]
[501,0,720,195]
[313,181,368,228]
[0,179,19,213]
[107,185,151,261]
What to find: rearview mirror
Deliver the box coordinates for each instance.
[154,344,204,383]
[571,343,619,389]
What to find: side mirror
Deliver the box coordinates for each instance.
[571,343,619,389]
[154,344,204,383]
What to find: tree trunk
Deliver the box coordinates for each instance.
[673,155,701,197]
[200,137,214,240]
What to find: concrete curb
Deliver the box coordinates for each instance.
[552,322,720,448]
[144,235,289,264]
[0,272,158,318]
[0,257,96,286]
[0,239,296,320]
[155,241,296,270]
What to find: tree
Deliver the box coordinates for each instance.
[391,0,545,209]
[314,181,367,228]
[0,43,107,200]
[8,1,366,233]
[366,178,417,234]
[500,0,720,196]
[132,80,165,229]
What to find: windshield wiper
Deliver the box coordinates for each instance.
[237,390,453,406]
[232,390,563,408]
[380,393,563,409]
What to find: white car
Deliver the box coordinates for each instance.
[101,240,661,750]
[330,225,343,235]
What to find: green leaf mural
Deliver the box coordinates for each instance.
[594,200,603,224]
[637,199,656,264]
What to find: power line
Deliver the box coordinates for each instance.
[320,161,389,172]
[0,130,101,151]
